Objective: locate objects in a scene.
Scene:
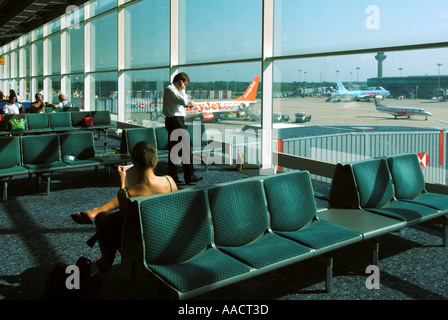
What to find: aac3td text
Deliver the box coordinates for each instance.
[178,304,269,317]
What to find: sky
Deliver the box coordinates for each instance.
[179,0,448,83]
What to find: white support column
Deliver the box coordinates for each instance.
[117,2,126,123]
[260,0,275,175]
[30,42,37,99]
[170,0,179,79]
[84,6,92,111]
[61,26,70,98]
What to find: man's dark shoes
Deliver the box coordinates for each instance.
[185,176,203,185]
[173,177,185,184]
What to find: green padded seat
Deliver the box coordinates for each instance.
[263,171,362,253]
[59,131,100,168]
[26,113,52,133]
[90,111,114,129]
[352,158,439,223]
[88,111,116,139]
[70,111,92,128]
[138,190,252,299]
[154,126,170,157]
[0,136,29,201]
[21,134,70,173]
[49,112,76,132]
[125,127,158,154]
[208,179,313,273]
[387,153,448,211]
[0,136,28,177]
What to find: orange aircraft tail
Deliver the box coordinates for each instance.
[234,76,260,101]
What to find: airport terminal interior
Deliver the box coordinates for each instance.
[1,0,448,305]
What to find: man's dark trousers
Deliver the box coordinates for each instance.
[165,116,194,181]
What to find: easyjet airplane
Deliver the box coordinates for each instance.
[185,76,260,122]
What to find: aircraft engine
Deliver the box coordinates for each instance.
[201,113,215,121]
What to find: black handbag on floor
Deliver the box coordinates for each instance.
[45,257,101,299]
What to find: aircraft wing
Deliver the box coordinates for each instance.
[392,111,407,117]
[439,120,448,125]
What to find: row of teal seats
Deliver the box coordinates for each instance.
[326,154,448,224]
[121,153,448,299]
[120,171,365,300]
[313,154,448,258]
[0,110,115,139]
[120,123,217,172]
[0,131,130,200]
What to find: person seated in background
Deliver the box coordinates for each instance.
[48,94,71,110]
[0,90,4,99]
[29,93,46,113]
[71,141,178,271]
[3,90,24,114]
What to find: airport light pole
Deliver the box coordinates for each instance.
[437,63,442,89]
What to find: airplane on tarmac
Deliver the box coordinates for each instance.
[326,79,390,102]
[185,76,259,122]
[374,98,433,120]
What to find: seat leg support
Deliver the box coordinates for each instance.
[316,255,333,293]
[2,180,8,202]
[442,215,448,247]
[366,239,380,266]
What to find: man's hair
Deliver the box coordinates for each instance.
[131,141,158,170]
[173,72,190,84]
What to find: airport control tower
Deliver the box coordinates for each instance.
[375,52,387,78]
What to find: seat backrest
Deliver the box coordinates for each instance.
[125,127,157,154]
[263,171,316,232]
[351,158,395,209]
[155,126,169,150]
[329,163,360,208]
[387,153,425,200]
[208,179,268,247]
[27,113,49,129]
[49,112,72,128]
[45,107,61,113]
[21,134,61,164]
[91,110,111,125]
[71,111,92,127]
[0,136,21,169]
[186,122,207,147]
[138,190,211,265]
[59,131,96,160]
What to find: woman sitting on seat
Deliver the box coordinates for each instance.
[71,141,177,271]
[29,93,46,113]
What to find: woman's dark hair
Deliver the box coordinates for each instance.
[131,141,158,170]
[8,89,17,104]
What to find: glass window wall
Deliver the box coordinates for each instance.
[179,0,262,64]
[89,12,117,72]
[124,1,169,69]
[124,68,169,126]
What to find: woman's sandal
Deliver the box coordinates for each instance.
[71,212,93,225]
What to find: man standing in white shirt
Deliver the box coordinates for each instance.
[163,72,203,185]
